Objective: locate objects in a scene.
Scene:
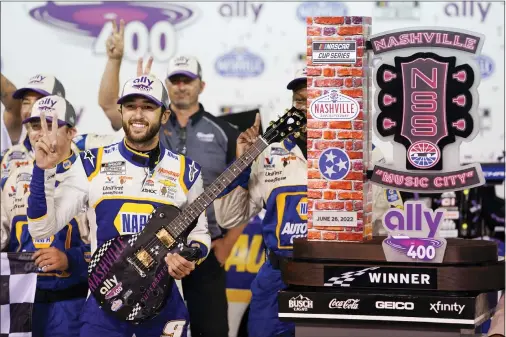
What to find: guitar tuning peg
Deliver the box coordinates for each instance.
[296,121,301,126]
[288,127,293,131]
[294,132,301,138]
[281,132,285,137]
[269,121,275,125]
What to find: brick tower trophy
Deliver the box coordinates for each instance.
[306,16,373,243]
[278,18,504,337]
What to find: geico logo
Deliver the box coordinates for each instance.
[375,301,414,310]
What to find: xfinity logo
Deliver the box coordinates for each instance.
[288,294,313,312]
[430,301,465,314]
[376,301,414,311]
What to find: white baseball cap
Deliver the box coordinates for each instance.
[287,67,307,90]
[167,55,202,80]
[23,95,77,127]
[13,74,65,99]
[117,75,169,109]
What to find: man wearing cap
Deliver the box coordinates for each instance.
[99,36,239,335]
[214,68,308,337]
[0,73,117,180]
[1,94,90,337]
[214,68,403,337]
[27,75,210,336]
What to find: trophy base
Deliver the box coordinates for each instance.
[282,237,504,291]
[278,237,504,336]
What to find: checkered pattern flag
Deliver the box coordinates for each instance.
[324,266,380,287]
[1,252,38,337]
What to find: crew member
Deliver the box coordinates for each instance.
[27,75,210,336]
[1,95,90,337]
[214,68,402,337]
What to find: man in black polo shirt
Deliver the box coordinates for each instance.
[160,55,241,337]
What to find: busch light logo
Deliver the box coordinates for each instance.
[474,55,494,79]
[296,2,348,22]
[28,2,198,62]
[132,76,154,92]
[28,74,46,85]
[215,48,264,78]
[288,294,313,312]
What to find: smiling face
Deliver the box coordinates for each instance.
[120,96,169,148]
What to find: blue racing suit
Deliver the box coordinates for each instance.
[26,140,211,337]
[1,151,90,337]
[214,137,402,337]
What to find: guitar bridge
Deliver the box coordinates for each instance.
[135,248,154,269]
[156,228,175,248]
[127,257,146,278]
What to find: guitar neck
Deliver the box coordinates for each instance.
[170,137,270,237]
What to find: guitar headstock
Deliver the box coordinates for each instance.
[263,107,306,145]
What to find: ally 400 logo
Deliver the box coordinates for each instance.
[28,2,199,62]
[382,201,448,263]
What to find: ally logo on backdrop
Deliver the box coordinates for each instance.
[28,1,198,62]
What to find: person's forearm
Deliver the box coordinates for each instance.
[1,73,22,143]
[222,222,248,246]
[98,58,123,130]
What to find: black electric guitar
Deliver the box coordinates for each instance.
[87,107,306,323]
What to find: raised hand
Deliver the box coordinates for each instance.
[137,56,154,77]
[34,111,61,169]
[106,19,125,60]
[236,113,261,158]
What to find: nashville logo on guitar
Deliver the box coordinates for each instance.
[87,107,306,323]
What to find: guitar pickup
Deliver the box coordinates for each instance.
[135,248,154,269]
[156,228,175,248]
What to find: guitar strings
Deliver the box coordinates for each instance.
[140,112,304,256]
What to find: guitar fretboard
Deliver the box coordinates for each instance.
[170,137,269,237]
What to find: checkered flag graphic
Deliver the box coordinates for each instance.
[0,252,38,337]
[324,266,380,287]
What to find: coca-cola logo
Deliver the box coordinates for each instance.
[328,298,360,309]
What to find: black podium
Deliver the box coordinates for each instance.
[278,238,504,337]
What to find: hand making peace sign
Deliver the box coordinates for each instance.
[34,111,61,170]
[106,19,125,60]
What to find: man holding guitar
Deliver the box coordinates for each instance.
[26,75,210,337]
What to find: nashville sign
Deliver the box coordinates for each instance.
[369,27,485,193]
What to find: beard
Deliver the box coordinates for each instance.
[123,116,161,145]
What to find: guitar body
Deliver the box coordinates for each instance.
[88,204,194,324]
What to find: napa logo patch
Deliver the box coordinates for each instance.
[113,203,154,235]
